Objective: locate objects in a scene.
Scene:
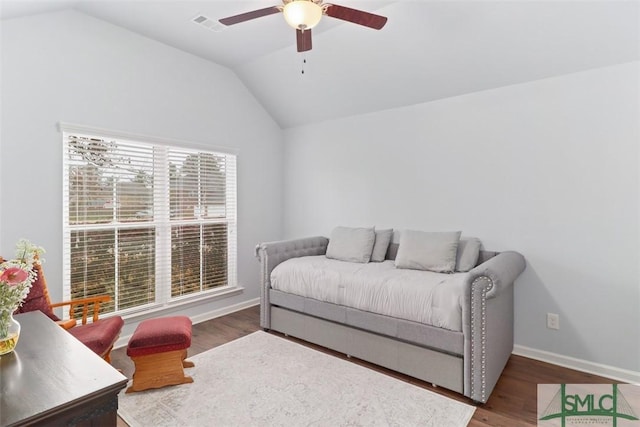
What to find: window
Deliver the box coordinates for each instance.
[61,125,237,317]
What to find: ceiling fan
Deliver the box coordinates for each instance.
[218,0,388,52]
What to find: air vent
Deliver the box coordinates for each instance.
[192,14,225,32]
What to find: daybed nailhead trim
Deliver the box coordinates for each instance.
[258,238,329,330]
[470,276,494,402]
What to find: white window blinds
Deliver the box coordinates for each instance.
[62,127,237,317]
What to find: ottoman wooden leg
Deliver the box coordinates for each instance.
[126,349,194,393]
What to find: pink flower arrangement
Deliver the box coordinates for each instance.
[0,240,45,339]
[0,267,29,286]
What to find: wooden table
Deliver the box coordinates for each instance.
[0,311,128,426]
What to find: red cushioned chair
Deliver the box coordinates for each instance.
[10,258,123,363]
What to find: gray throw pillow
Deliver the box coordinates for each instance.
[455,237,482,272]
[326,226,376,263]
[370,229,393,262]
[395,230,461,273]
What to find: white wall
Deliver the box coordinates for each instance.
[0,10,284,318]
[283,62,640,374]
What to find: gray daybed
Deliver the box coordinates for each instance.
[256,234,525,403]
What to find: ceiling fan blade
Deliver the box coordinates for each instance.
[325,4,387,30]
[296,29,312,52]
[219,6,281,26]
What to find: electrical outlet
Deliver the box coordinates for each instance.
[547,313,560,330]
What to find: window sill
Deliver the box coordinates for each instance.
[119,285,244,324]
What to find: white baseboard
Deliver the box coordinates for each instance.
[513,344,640,384]
[113,298,260,350]
[190,298,260,325]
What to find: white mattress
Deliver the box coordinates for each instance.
[270,255,468,332]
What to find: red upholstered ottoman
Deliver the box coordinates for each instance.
[126,316,194,393]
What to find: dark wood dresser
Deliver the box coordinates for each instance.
[1,311,128,426]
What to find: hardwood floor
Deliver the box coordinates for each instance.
[112,305,614,426]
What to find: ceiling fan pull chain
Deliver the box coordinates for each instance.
[301,58,307,75]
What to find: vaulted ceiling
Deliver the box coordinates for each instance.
[1,1,638,128]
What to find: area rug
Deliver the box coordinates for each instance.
[118,331,475,426]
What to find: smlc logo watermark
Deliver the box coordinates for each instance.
[538,384,640,427]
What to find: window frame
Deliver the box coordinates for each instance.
[60,123,239,319]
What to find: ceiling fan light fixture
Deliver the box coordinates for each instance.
[283,0,323,30]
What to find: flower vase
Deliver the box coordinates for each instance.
[0,313,21,355]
